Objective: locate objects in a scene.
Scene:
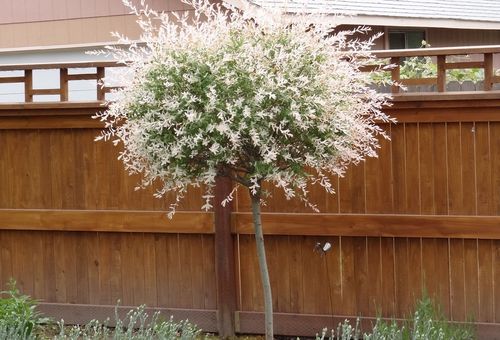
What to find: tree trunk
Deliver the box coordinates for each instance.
[250,189,274,340]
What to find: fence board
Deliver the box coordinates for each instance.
[449,239,466,321]
[477,239,495,322]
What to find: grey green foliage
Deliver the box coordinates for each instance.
[54,305,201,340]
[0,280,47,340]
[316,296,475,340]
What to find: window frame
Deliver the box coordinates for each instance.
[385,28,428,49]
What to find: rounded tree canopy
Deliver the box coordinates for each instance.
[96,0,392,216]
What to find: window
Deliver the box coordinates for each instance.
[389,30,426,49]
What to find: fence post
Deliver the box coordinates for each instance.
[214,176,237,337]
[390,57,400,94]
[437,55,446,92]
[484,53,493,91]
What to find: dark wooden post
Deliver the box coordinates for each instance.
[97,67,105,101]
[484,53,493,91]
[214,176,237,337]
[390,57,400,94]
[60,68,68,101]
[437,55,446,92]
[24,69,33,102]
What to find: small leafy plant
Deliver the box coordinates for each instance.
[0,280,46,339]
[316,296,475,340]
[55,304,201,339]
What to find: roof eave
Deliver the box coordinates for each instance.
[327,15,500,30]
[224,0,500,30]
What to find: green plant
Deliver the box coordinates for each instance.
[401,296,474,340]
[0,280,46,339]
[55,304,201,339]
[316,296,475,340]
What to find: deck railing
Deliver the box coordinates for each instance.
[365,45,500,95]
[1,45,500,104]
[0,61,121,103]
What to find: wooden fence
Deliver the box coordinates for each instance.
[1,46,500,338]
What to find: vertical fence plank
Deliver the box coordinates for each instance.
[475,122,493,215]
[391,124,407,213]
[477,239,494,322]
[288,236,304,314]
[463,239,479,320]
[449,239,466,321]
[419,123,435,214]
[155,234,170,307]
[405,124,421,214]
[494,240,500,323]
[433,123,449,214]
[365,132,393,213]
[447,123,462,215]
[460,123,477,215]
[325,236,342,315]
[366,237,383,316]
[394,238,411,316]
[380,237,396,317]
[340,237,357,315]
[143,234,158,307]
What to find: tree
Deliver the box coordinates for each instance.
[95,1,392,338]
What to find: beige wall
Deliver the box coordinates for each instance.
[0,0,189,25]
[1,2,499,50]
[0,0,193,49]
[0,15,143,48]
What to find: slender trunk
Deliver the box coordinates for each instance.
[250,189,273,340]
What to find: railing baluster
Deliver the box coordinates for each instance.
[390,57,400,94]
[24,69,33,102]
[97,67,105,101]
[60,68,69,101]
[484,53,493,91]
[437,55,446,92]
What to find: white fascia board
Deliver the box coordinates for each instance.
[224,0,500,30]
[326,15,500,30]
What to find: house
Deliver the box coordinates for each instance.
[227,0,500,50]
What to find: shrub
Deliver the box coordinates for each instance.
[316,296,475,340]
[0,280,46,339]
[55,304,201,340]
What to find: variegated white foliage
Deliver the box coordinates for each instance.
[94,0,392,217]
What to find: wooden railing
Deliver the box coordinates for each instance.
[1,45,500,104]
[366,45,500,95]
[0,61,121,103]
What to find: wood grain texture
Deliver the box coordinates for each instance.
[0,230,216,309]
[0,209,213,233]
[233,213,500,239]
